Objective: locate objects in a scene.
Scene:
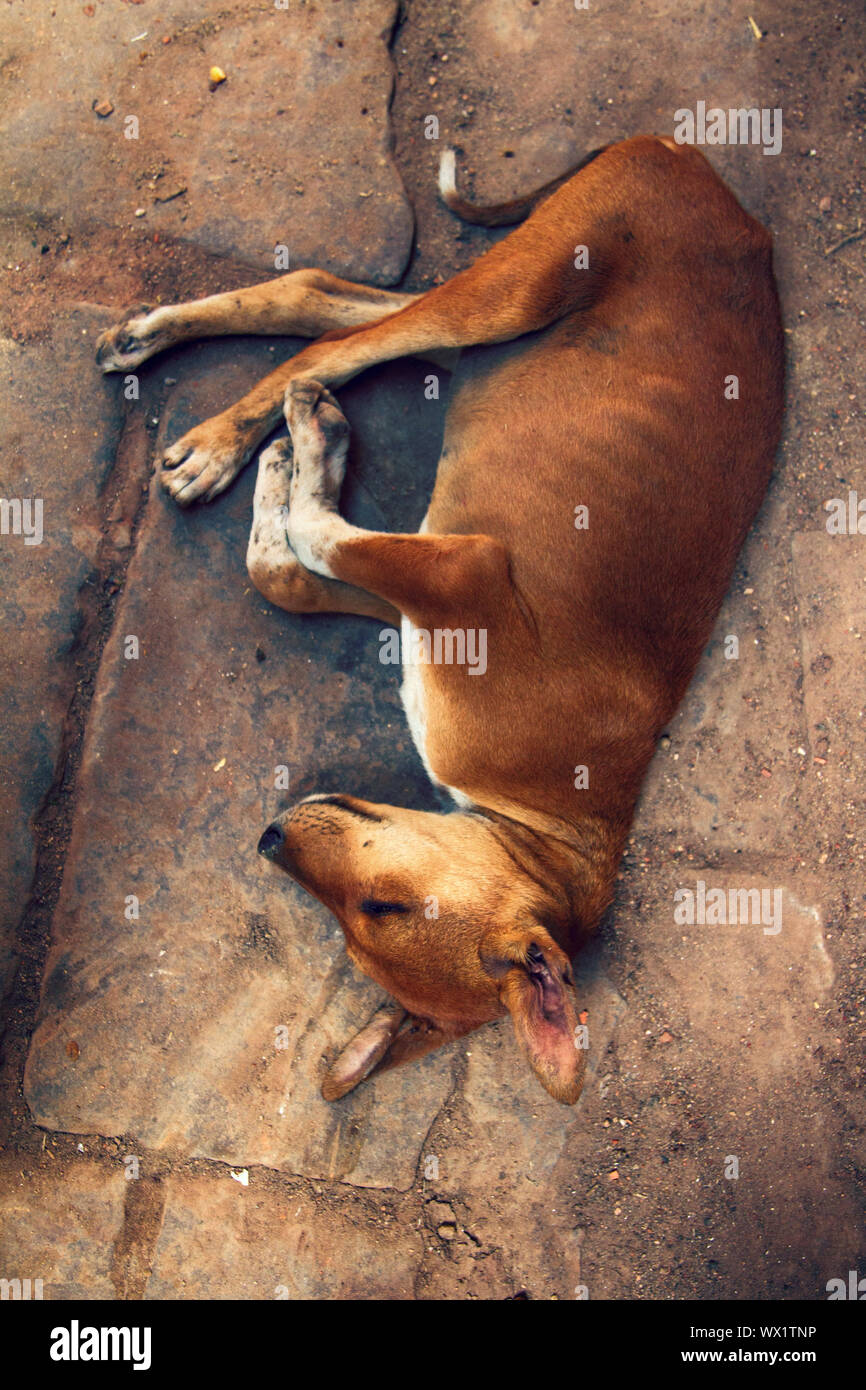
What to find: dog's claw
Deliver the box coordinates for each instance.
[161,448,190,471]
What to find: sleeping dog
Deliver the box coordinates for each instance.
[97,136,783,1104]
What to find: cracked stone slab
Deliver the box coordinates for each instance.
[145,1173,420,1299]
[0,1157,127,1300]
[0,0,412,281]
[25,343,451,1190]
[0,308,123,1005]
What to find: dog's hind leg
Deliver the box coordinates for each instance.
[95,270,420,373]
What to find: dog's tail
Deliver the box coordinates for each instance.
[437,145,609,227]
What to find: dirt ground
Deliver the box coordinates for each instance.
[0,0,864,1300]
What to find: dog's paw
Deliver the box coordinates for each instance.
[259,435,295,484]
[251,436,294,512]
[161,414,254,507]
[95,306,171,373]
[284,379,349,503]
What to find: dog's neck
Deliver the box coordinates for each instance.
[471,803,629,955]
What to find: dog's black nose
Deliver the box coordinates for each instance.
[258,823,284,858]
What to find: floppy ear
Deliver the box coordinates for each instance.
[480,927,585,1105]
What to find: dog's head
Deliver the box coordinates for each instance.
[258,794,585,1104]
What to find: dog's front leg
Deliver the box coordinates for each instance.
[246,435,398,621]
[284,379,509,619]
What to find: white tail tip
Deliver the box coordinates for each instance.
[438,148,457,199]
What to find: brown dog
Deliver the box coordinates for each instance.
[97,136,783,1105]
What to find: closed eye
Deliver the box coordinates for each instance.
[360,899,410,917]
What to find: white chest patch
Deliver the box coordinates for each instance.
[400,615,436,782]
[399,614,473,809]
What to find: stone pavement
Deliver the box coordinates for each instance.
[1,0,864,1300]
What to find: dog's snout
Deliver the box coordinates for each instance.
[258,823,284,858]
